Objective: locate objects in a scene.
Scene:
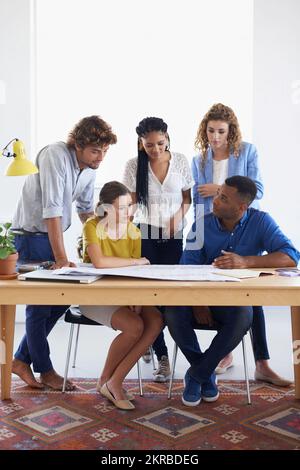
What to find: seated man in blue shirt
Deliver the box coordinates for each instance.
[165,176,300,406]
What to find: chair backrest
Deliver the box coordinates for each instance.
[64,306,102,326]
[77,236,83,261]
[193,324,220,332]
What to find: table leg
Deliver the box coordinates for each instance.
[291,306,300,399]
[0,305,16,400]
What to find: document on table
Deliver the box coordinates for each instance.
[53,264,243,282]
[18,269,102,284]
[212,268,270,279]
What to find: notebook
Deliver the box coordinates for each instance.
[18,269,102,284]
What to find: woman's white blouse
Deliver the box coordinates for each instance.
[212,158,229,186]
[123,152,193,229]
[211,158,229,211]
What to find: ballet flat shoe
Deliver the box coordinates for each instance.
[254,370,293,387]
[96,381,134,401]
[215,359,234,375]
[100,383,135,410]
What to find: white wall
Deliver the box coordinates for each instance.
[34,0,254,259]
[3,1,300,327]
[0,0,34,322]
[0,0,254,239]
[35,0,254,186]
[253,0,300,248]
[0,0,34,222]
[2,2,300,251]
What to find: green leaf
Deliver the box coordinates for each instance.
[0,222,15,255]
[0,247,10,259]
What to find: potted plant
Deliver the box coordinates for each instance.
[0,222,18,277]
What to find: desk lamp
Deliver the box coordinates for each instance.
[0,138,38,176]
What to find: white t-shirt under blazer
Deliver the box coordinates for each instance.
[210,158,229,212]
[123,152,193,230]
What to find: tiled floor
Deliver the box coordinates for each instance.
[13,306,294,382]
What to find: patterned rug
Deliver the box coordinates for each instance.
[0,378,299,450]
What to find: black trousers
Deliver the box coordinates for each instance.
[140,224,183,359]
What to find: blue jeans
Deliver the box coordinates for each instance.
[14,234,68,373]
[141,225,183,360]
[165,305,253,383]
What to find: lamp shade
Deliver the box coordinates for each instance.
[5,140,38,176]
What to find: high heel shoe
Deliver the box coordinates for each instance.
[100,383,135,410]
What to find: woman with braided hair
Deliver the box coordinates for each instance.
[123,117,193,382]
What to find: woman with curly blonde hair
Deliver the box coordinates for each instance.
[191,103,291,388]
[192,103,263,217]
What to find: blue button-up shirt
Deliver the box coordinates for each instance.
[191,142,264,216]
[182,208,300,266]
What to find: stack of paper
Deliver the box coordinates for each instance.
[53,265,242,282]
[211,268,264,279]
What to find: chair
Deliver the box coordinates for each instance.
[63,306,144,396]
[167,327,252,405]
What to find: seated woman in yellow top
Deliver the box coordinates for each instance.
[80,181,163,411]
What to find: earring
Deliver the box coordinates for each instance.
[138,139,144,151]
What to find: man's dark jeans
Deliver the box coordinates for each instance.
[165,305,253,383]
[14,234,67,373]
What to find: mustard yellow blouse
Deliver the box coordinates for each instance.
[82,217,141,263]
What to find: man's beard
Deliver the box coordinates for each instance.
[87,161,101,170]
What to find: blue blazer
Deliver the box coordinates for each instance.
[191,141,264,216]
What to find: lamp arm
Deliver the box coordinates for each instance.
[1,138,18,158]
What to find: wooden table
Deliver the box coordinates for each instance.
[1,273,300,400]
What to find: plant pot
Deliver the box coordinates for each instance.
[0,252,19,276]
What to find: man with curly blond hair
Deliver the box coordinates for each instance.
[12,116,117,391]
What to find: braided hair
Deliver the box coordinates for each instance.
[135,117,169,208]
